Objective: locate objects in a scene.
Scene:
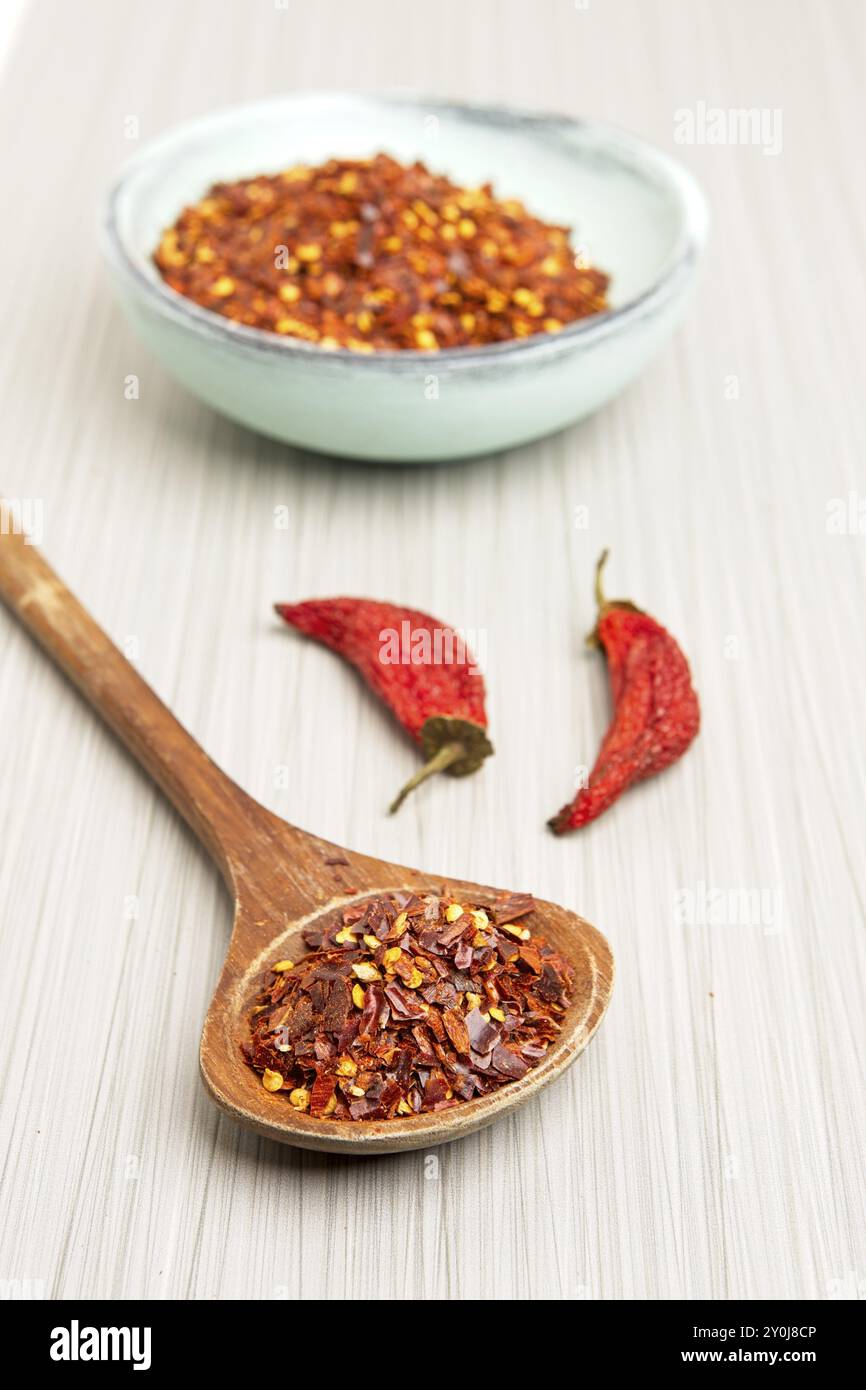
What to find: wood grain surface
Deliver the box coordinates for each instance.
[0,0,864,1299]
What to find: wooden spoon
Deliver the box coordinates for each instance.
[0,523,614,1154]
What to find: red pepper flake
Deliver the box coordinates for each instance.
[493,892,535,924]
[548,550,700,833]
[245,892,573,1120]
[154,153,609,351]
[442,1007,471,1055]
[275,596,493,811]
[309,1072,338,1118]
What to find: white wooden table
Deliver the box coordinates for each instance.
[1,0,864,1301]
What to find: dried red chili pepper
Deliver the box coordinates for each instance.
[274,597,492,812]
[243,890,574,1120]
[548,550,700,833]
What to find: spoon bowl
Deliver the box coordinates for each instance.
[204,849,613,1153]
[0,521,614,1154]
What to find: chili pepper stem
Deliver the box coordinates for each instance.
[594,547,610,610]
[587,548,641,645]
[388,741,468,814]
[586,548,611,648]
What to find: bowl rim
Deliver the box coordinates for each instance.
[102,91,709,373]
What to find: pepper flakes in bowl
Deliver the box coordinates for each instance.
[108,95,708,458]
[154,153,609,352]
[243,890,574,1120]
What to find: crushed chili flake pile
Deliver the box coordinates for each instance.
[154,153,610,351]
[243,891,574,1120]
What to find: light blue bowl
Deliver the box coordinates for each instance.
[102,93,708,462]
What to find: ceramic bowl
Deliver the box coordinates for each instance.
[102,93,709,462]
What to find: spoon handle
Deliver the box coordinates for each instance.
[0,514,263,881]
